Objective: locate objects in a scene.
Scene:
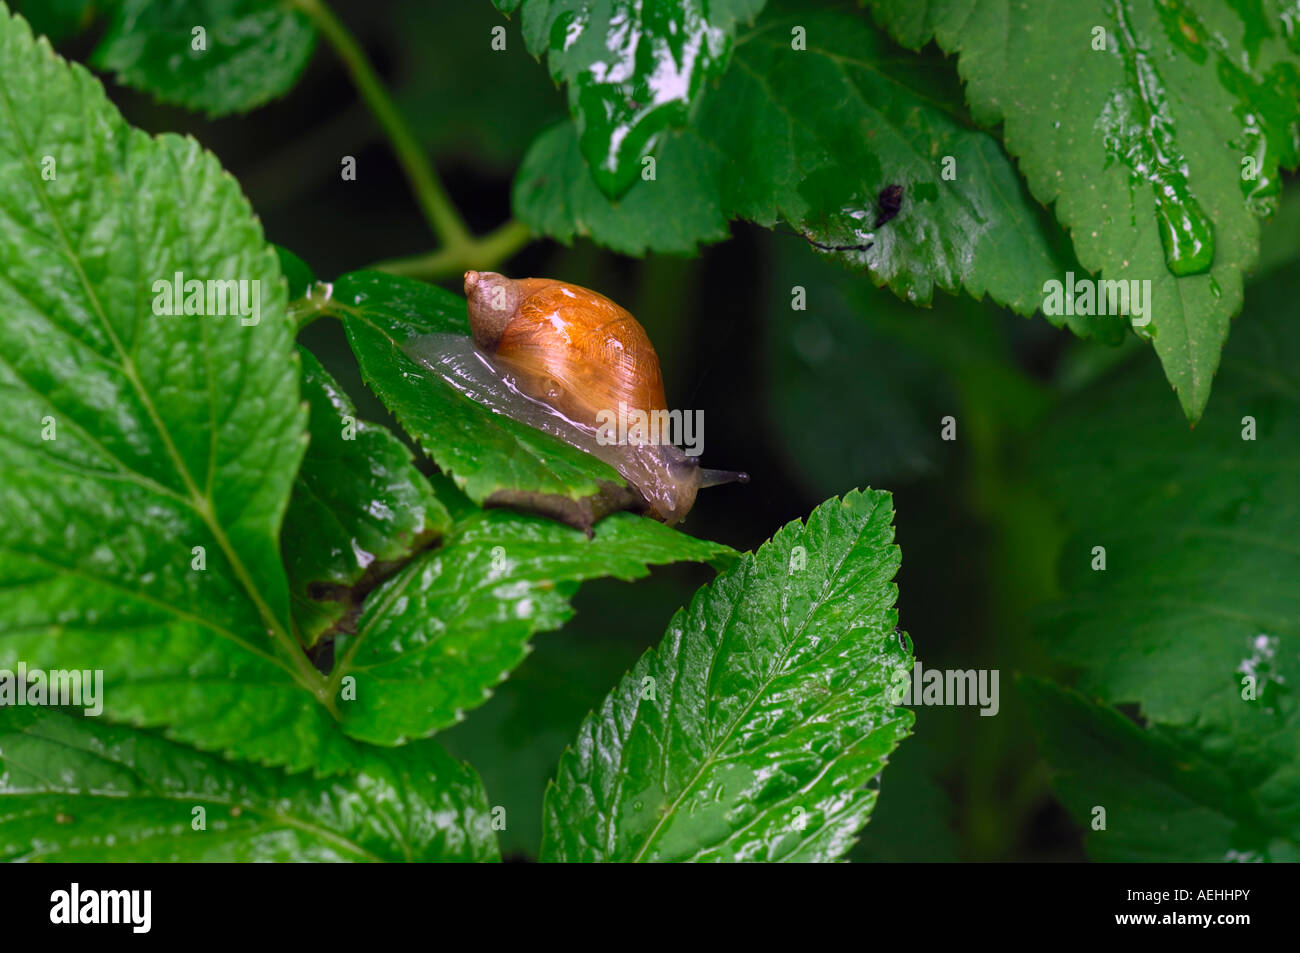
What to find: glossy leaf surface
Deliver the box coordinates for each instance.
[333,505,736,745]
[870,0,1300,419]
[93,0,316,115]
[0,708,499,862]
[512,0,766,196]
[0,5,349,773]
[543,489,913,861]
[514,0,1084,317]
[282,349,450,646]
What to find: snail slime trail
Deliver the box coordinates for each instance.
[402,272,747,526]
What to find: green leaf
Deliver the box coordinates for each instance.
[1026,263,1300,859]
[514,0,1087,318]
[1019,678,1293,862]
[282,349,450,647]
[542,489,913,862]
[330,506,736,746]
[0,4,363,773]
[515,122,732,254]
[869,0,1300,420]
[333,270,643,528]
[92,0,316,115]
[0,708,499,862]
[514,0,767,197]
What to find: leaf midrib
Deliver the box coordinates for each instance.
[0,64,329,707]
[628,499,886,861]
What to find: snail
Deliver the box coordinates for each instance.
[402,271,747,526]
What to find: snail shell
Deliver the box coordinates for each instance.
[402,271,746,526]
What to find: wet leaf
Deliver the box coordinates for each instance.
[334,270,641,527]
[869,0,1300,420]
[512,0,766,197]
[542,489,913,862]
[0,5,360,774]
[515,123,731,254]
[92,0,316,115]
[282,349,450,647]
[1027,264,1300,859]
[0,708,499,862]
[331,505,736,745]
[514,0,1086,318]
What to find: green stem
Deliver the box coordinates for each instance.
[293,0,472,250]
[369,220,533,279]
[290,217,529,332]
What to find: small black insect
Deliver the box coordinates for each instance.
[797,183,905,253]
[874,183,904,227]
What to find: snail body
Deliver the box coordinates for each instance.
[402,272,746,525]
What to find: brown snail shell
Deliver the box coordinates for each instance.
[405,271,746,526]
[464,271,668,435]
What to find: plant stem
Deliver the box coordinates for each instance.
[293,0,472,250]
[369,220,533,279]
